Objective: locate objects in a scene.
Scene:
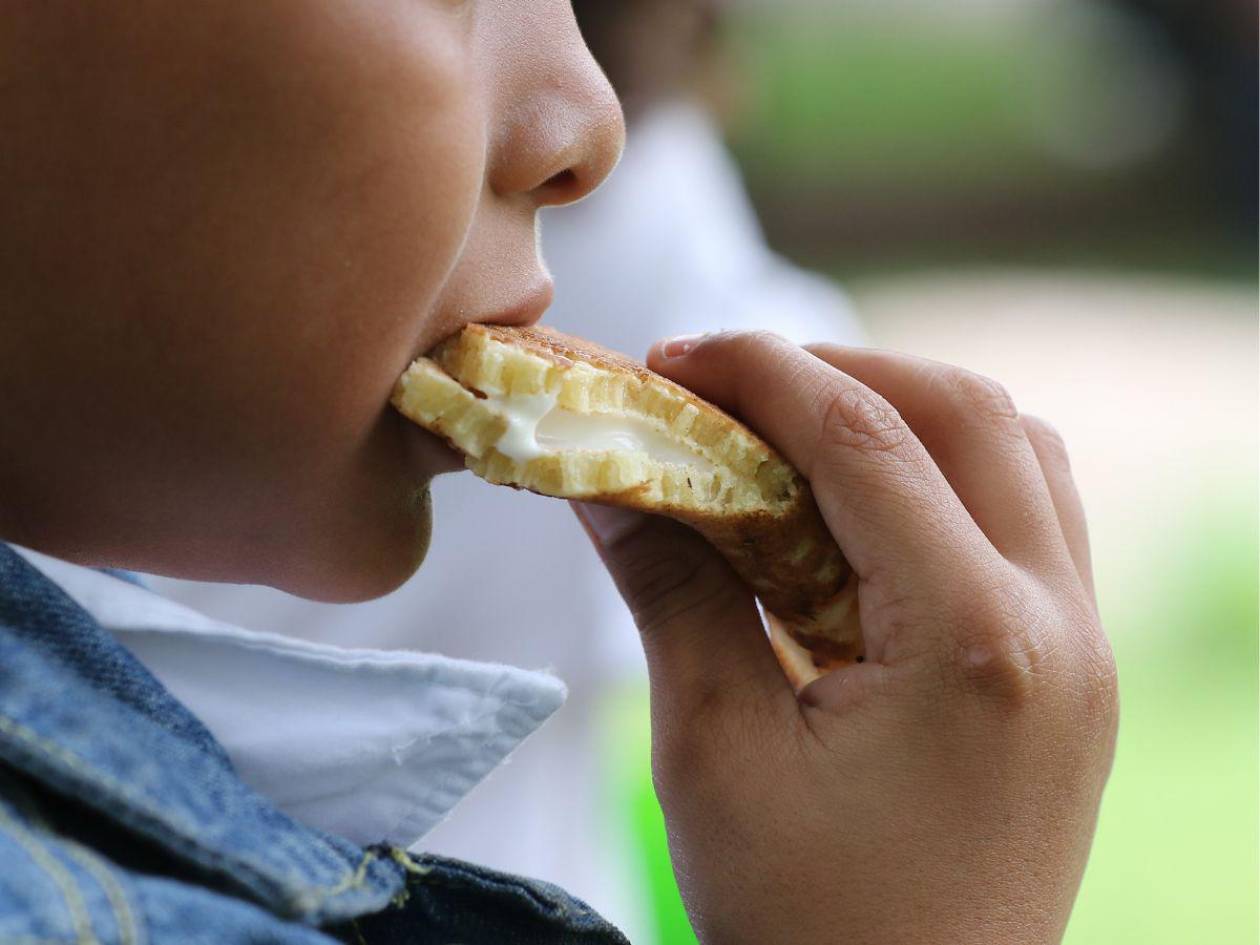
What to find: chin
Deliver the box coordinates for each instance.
[276,483,434,604]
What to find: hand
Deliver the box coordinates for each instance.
[572,331,1118,945]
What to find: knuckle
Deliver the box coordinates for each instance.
[817,385,910,458]
[740,328,792,350]
[802,340,847,363]
[946,579,1049,709]
[947,578,1120,743]
[703,328,791,361]
[945,369,1020,424]
[1023,415,1072,468]
[952,634,1037,710]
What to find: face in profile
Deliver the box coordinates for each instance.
[0,0,624,600]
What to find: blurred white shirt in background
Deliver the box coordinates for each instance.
[150,99,860,943]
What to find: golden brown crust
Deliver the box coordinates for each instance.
[464,324,659,382]
[392,323,864,666]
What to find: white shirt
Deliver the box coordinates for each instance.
[12,544,565,850]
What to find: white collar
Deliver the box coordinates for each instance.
[11,545,566,849]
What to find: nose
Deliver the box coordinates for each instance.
[487,9,626,209]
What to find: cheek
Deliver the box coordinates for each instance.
[227,4,489,594]
[282,92,486,449]
[122,0,491,490]
[5,3,487,590]
[220,4,487,438]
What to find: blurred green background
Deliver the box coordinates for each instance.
[597,2,1258,942]
[723,1,1256,282]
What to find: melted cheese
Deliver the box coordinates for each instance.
[491,391,559,463]
[489,390,713,471]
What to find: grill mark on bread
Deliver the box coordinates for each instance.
[393,324,864,680]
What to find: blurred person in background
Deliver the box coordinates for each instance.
[1112,0,1258,229]
[150,0,859,938]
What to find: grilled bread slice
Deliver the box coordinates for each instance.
[392,324,862,681]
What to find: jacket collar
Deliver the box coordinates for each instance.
[0,544,407,925]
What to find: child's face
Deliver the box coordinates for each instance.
[0,1,623,599]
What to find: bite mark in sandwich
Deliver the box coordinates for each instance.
[391,324,862,687]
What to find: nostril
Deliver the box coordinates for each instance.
[540,168,579,202]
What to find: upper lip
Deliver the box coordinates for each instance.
[409,277,554,366]
[479,277,554,329]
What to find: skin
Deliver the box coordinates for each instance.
[0,2,1116,940]
[575,331,1119,944]
[0,0,624,599]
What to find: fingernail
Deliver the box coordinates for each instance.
[574,501,645,546]
[658,333,707,359]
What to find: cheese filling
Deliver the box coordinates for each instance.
[489,390,714,471]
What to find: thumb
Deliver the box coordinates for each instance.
[572,501,790,714]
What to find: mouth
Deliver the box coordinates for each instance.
[394,277,554,476]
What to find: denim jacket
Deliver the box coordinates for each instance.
[0,544,630,944]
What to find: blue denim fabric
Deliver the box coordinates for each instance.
[0,544,631,944]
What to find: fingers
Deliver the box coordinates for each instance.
[1021,415,1097,607]
[646,331,992,582]
[571,501,793,717]
[802,344,1067,571]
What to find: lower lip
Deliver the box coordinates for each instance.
[403,422,467,475]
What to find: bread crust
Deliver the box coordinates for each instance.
[392,324,863,670]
